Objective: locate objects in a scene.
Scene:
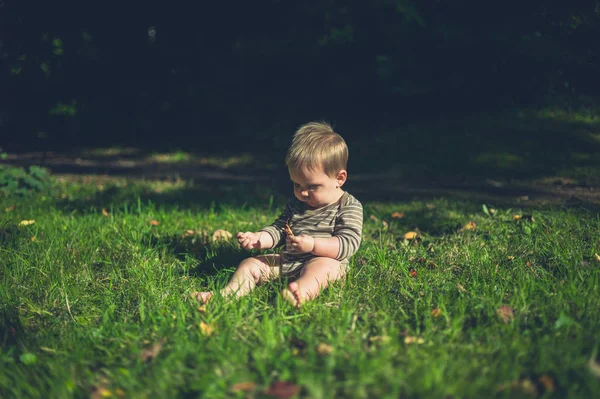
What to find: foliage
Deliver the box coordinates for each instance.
[1,1,599,148]
[0,165,53,196]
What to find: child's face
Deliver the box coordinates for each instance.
[289,165,347,209]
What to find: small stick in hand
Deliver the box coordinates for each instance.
[282,219,294,237]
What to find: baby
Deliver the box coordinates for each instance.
[191,122,363,307]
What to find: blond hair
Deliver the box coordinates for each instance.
[285,121,348,177]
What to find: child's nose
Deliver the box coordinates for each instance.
[301,190,309,197]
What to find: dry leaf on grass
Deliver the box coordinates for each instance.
[102,208,110,217]
[316,343,333,356]
[18,220,35,226]
[409,268,417,277]
[150,220,160,226]
[212,229,232,242]
[497,305,514,323]
[456,283,467,293]
[231,381,258,393]
[5,205,15,212]
[426,203,436,209]
[594,253,600,263]
[404,231,418,240]
[391,212,405,219]
[404,336,425,345]
[431,308,442,318]
[496,374,555,397]
[589,354,600,378]
[538,374,555,393]
[264,381,300,399]
[182,229,196,238]
[460,221,477,231]
[140,338,166,363]
[496,377,538,397]
[199,321,216,336]
[196,305,207,314]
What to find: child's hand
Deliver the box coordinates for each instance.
[288,234,315,253]
[236,232,262,250]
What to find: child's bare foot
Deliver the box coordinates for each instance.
[281,282,303,308]
[190,291,213,304]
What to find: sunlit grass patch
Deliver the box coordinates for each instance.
[1,176,599,398]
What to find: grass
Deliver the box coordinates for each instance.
[1,174,599,399]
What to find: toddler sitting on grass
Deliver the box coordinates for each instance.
[191,122,363,307]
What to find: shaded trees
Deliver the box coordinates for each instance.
[1,1,599,150]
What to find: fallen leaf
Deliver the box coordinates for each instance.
[426,203,436,209]
[199,321,215,336]
[589,353,600,378]
[537,374,554,393]
[231,381,258,393]
[381,220,389,229]
[404,336,425,345]
[391,212,405,219]
[427,261,438,269]
[456,283,467,293]
[182,229,196,238]
[29,236,36,242]
[497,378,538,396]
[150,220,160,226]
[264,381,300,399]
[409,269,417,278]
[514,214,535,221]
[140,338,165,362]
[102,208,110,217]
[91,387,113,399]
[212,229,233,242]
[497,305,514,323]
[316,343,333,356]
[594,253,600,263]
[404,231,418,240]
[196,305,207,314]
[460,221,477,231]
[18,220,35,226]
[5,205,15,212]
[431,308,442,318]
[518,195,530,201]
[526,261,533,267]
[507,256,515,261]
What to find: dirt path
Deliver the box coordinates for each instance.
[3,150,599,208]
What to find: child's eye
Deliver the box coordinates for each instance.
[293,183,300,189]
[309,185,318,190]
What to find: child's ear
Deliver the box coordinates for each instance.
[336,170,347,188]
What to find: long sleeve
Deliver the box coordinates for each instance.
[259,200,296,249]
[333,197,363,260]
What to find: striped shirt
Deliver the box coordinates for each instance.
[260,191,363,275]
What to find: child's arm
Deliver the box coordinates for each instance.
[330,198,363,260]
[237,231,275,250]
[289,198,363,259]
[256,201,295,249]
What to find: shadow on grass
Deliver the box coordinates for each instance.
[148,232,248,278]
[4,107,600,213]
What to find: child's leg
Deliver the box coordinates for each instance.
[281,257,346,308]
[191,255,281,303]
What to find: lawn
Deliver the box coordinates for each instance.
[1,106,600,398]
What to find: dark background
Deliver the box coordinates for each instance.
[1,0,599,154]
